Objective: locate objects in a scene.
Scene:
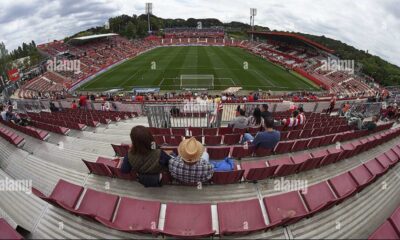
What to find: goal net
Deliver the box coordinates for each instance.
[180,74,214,89]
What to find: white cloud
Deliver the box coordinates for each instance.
[0,0,399,66]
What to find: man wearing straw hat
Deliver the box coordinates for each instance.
[169,137,214,184]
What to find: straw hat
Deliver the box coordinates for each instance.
[178,137,204,164]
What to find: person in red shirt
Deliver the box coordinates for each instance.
[71,100,77,109]
[248,93,254,102]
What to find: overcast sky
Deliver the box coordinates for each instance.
[0,0,399,66]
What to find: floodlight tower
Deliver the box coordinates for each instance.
[250,8,257,41]
[146,3,153,34]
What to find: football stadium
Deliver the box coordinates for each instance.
[0,1,400,239]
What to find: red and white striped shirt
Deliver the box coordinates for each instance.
[297,113,306,125]
[283,117,299,127]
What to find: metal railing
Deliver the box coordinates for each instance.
[144,102,222,128]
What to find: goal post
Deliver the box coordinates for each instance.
[180,74,214,89]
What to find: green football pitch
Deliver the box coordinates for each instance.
[78,46,319,91]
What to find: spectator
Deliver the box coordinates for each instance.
[248,108,264,128]
[342,102,351,115]
[168,137,214,184]
[79,95,87,110]
[229,108,249,129]
[0,105,7,121]
[71,100,77,109]
[297,107,306,125]
[352,115,379,131]
[49,102,59,112]
[282,110,299,127]
[121,126,172,187]
[261,104,272,119]
[242,117,280,150]
[326,95,336,114]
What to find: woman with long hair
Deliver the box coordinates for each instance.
[120,125,172,187]
[248,107,264,128]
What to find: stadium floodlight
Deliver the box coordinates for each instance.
[250,8,257,41]
[145,3,153,34]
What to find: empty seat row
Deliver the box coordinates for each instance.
[0,127,25,147]
[241,128,400,181]
[30,120,70,135]
[35,145,400,237]
[27,114,87,131]
[0,120,49,141]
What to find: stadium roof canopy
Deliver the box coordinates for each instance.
[249,31,335,54]
[72,33,118,41]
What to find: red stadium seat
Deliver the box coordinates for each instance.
[111,144,130,157]
[171,128,186,136]
[368,221,400,240]
[203,128,218,135]
[328,172,358,203]
[164,136,182,146]
[231,146,254,159]
[218,127,233,135]
[211,170,244,184]
[300,181,337,215]
[254,147,273,157]
[157,128,171,135]
[241,161,277,181]
[385,149,400,165]
[268,157,298,177]
[82,159,113,177]
[273,141,293,154]
[349,164,375,191]
[109,166,137,180]
[291,153,311,171]
[207,147,230,160]
[218,199,267,235]
[162,203,215,238]
[95,197,160,233]
[389,207,400,234]
[67,189,119,221]
[204,135,222,145]
[189,127,202,136]
[42,180,84,209]
[0,219,23,240]
[376,153,396,169]
[291,139,310,152]
[364,159,388,177]
[223,134,241,145]
[307,136,323,149]
[153,135,165,146]
[263,191,309,228]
